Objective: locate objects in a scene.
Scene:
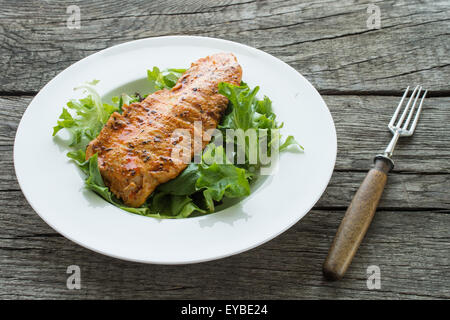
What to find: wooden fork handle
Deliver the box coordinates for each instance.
[323,156,393,280]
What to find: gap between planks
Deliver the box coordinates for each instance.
[2,90,450,97]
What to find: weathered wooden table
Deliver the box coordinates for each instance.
[1,0,449,299]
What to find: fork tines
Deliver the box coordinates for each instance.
[388,85,427,136]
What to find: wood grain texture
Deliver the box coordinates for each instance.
[2,95,449,173]
[0,202,449,299]
[324,95,450,173]
[0,0,449,93]
[1,0,450,300]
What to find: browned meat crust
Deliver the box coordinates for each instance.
[85,53,242,207]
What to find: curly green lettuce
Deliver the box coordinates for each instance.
[218,82,302,156]
[52,81,118,150]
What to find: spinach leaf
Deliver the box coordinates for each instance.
[196,162,250,212]
[149,192,205,218]
[157,163,200,196]
[84,154,204,219]
[158,145,251,212]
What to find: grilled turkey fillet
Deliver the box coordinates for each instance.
[85,53,242,207]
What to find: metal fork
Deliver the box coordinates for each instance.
[323,86,427,280]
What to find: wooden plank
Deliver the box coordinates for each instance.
[325,95,450,173]
[0,205,448,299]
[322,171,450,210]
[2,95,449,173]
[0,96,26,146]
[0,0,449,93]
[2,162,450,210]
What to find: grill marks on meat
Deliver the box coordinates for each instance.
[85,53,242,207]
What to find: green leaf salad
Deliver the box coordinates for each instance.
[53,68,302,219]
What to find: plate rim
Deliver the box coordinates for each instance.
[14,35,337,264]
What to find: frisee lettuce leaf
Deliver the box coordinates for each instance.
[218,82,302,167]
[111,94,141,113]
[279,135,303,152]
[52,82,118,150]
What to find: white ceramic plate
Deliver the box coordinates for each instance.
[14,36,336,264]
